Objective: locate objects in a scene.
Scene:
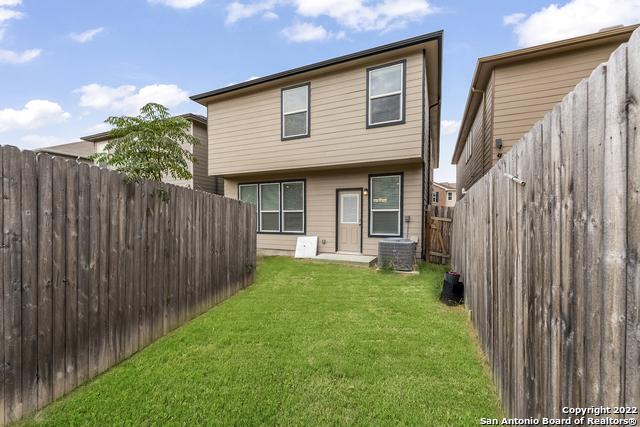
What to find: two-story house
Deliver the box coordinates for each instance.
[432,182,456,207]
[452,24,637,197]
[191,31,443,258]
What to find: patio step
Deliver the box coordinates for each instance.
[309,253,377,267]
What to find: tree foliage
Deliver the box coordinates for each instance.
[91,103,198,183]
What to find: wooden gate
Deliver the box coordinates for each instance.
[427,206,453,265]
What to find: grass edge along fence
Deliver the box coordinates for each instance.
[0,146,257,425]
[451,28,640,419]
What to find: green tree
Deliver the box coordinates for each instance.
[91,103,198,183]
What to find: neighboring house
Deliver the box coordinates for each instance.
[432,182,456,207]
[191,31,443,258]
[80,113,223,194]
[35,140,96,163]
[451,24,637,197]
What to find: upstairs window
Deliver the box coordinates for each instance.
[369,174,402,237]
[432,191,439,203]
[367,61,405,127]
[447,191,453,201]
[282,84,310,140]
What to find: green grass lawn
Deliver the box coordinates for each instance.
[24,257,501,426]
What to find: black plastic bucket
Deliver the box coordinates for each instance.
[440,272,464,306]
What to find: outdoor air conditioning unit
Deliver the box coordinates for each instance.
[378,238,416,272]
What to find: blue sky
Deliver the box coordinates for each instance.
[0,0,635,182]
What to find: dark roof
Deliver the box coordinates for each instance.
[36,140,96,159]
[190,30,443,103]
[80,113,207,142]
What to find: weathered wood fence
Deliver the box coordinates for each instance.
[0,146,256,424]
[452,31,640,418]
[427,206,453,264]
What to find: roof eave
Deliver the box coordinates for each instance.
[191,30,443,105]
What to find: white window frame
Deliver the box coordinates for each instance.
[432,191,439,204]
[369,174,402,237]
[239,184,259,231]
[281,181,305,233]
[447,192,453,201]
[259,183,281,233]
[282,84,310,139]
[367,61,405,127]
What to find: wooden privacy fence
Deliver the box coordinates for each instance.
[427,206,453,264]
[451,31,639,418]
[0,146,257,425]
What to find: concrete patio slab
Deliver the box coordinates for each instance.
[309,253,377,267]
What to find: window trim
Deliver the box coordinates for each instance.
[447,191,453,201]
[432,191,439,204]
[368,172,404,238]
[281,82,311,141]
[237,179,307,235]
[366,60,406,129]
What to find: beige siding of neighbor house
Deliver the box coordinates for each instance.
[456,72,494,196]
[223,163,423,257]
[492,40,622,159]
[191,121,224,194]
[208,51,425,176]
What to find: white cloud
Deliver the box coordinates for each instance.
[69,27,104,43]
[0,100,71,133]
[502,12,525,26]
[75,83,190,113]
[226,0,436,32]
[0,1,22,6]
[504,0,640,47]
[441,119,461,136]
[226,0,276,24]
[282,22,330,42]
[0,48,41,63]
[86,122,112,134]
[20,134,71,149]
[0,7,22,21]
[262,10,279,20]
[147,0,205,9]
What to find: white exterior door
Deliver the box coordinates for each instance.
[338,190,361,253]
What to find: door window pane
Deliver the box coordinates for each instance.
[341,194,359,224]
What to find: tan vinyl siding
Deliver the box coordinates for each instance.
[224,163,423,257]
[456,72,494,196]
[492,41,621,158]
[191,121,223,194]
[208,52,424,176]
